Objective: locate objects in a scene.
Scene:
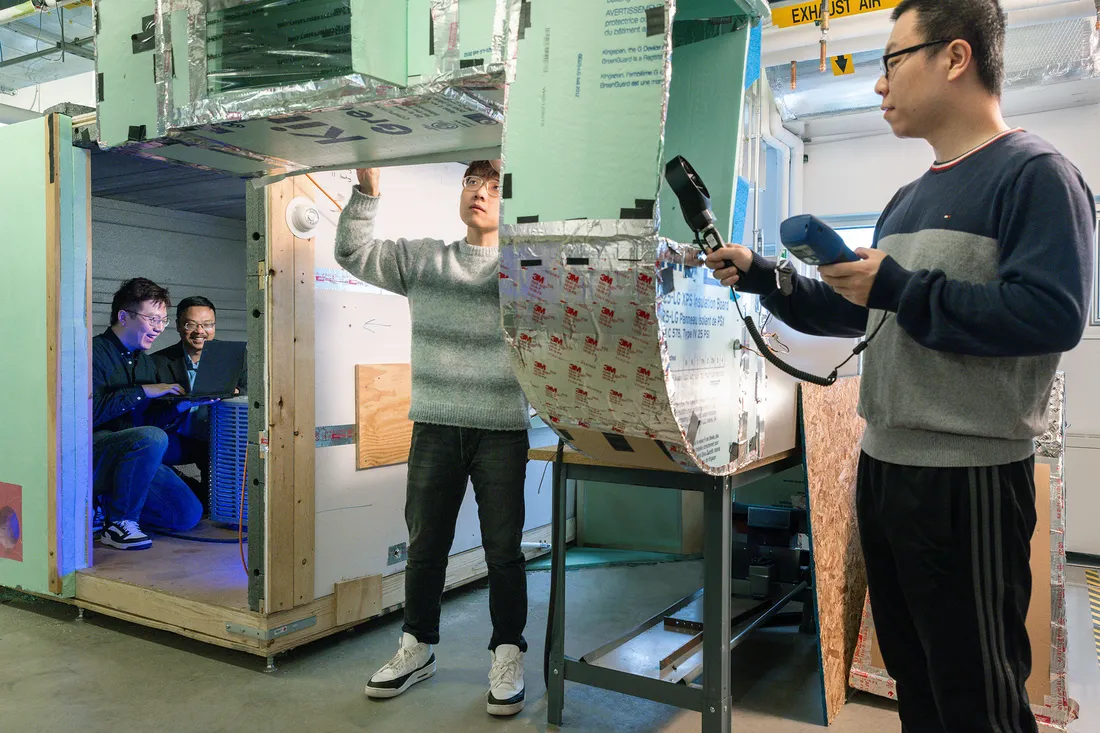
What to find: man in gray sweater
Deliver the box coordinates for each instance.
[335,161,531,716]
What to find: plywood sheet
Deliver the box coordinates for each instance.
[355,363,414,470]
[81,534,249,610]
[800,377,867,725]
[334,574,383,626]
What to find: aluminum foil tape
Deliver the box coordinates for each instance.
[153,0,516,132]
[1032,372,1079,731]
[497,1,767,475]
[112,0,518,178]
[500,225,767,476]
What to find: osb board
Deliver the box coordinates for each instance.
[334,574,383,626]
[850,463,1060,725]
[355,364,414,469]
[80,535,249,611]
[1029,462,1053,705]
[800,377,867,725]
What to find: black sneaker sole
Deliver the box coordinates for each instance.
[365,657,436,699]
[487,689,525,716]
[99,536,152,551]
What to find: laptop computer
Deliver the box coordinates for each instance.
[160,340,247,404]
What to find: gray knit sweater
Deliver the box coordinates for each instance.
[334,188,530,431]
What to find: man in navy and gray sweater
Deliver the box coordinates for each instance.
[707,1,1094,731]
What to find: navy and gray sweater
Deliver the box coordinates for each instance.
[740,130,1095,467]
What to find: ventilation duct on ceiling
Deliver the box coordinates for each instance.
[766,16,1100,121]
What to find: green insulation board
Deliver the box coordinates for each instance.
[500,1,751,233]
[95,0,162,146]
[658,20,750,244]
[500,0,669,224]
[0,119,57,595]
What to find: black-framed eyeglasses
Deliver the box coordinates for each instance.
[125,309,170,329]
[880,39,952,80]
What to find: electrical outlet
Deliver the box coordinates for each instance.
[387,542,408,566]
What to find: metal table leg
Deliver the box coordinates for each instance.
[701,476,732,733]
[547,441,568,726]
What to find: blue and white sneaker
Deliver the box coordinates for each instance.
[100,520,152,551]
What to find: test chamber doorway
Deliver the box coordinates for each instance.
[0,113,560,661]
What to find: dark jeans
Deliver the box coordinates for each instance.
[163,433,210,514]
[92,427,203,532]
[402,423,530,652]
[857,451,1038,733]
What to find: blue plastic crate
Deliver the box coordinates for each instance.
[208,397,249,527]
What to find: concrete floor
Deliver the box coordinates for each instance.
[0,560,1095,733]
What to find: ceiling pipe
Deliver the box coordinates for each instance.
[0,0,86,28]
[762,0,1098,67]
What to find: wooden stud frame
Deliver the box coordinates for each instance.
[265,176,319,612]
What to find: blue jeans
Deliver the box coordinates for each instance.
[402,423,530,652]
[92,427,202,531]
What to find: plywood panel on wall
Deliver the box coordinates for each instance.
[800,377,867,725]
[356,364,414,470]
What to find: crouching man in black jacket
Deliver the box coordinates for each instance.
[93,278,203,550]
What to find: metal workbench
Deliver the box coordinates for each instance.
[534,442,807,733]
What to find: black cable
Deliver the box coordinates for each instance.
[734,295,890,386]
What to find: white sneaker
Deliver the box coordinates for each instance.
[99,520,152,550]
[365,633,435,699]
[487,644,525,716]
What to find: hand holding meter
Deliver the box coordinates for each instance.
[664,156,888,388]
[779,214,860,266]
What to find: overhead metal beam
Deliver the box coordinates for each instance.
[2,17,95,60]
[0,35,91,68]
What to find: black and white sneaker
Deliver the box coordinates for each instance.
[91,505,106,537]
[100,520,152,551]
[365,633,436,699]
[487,644,525,716]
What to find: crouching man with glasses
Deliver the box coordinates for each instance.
[152,296,247,515]
[334,162,531,716]
[92,278,203,550]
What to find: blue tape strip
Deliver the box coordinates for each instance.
[731,176,750,245]
[744,23,762,90]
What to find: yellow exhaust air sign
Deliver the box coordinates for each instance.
[772,0,901,29]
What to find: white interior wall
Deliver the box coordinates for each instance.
[305,165,555,600]
[800,103,1100,555]
[5,71,97,113]
[91,197,247,352]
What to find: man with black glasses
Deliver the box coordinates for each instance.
[93,278,203,550]
[153,296,247,514]
[705,2,1094,730]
